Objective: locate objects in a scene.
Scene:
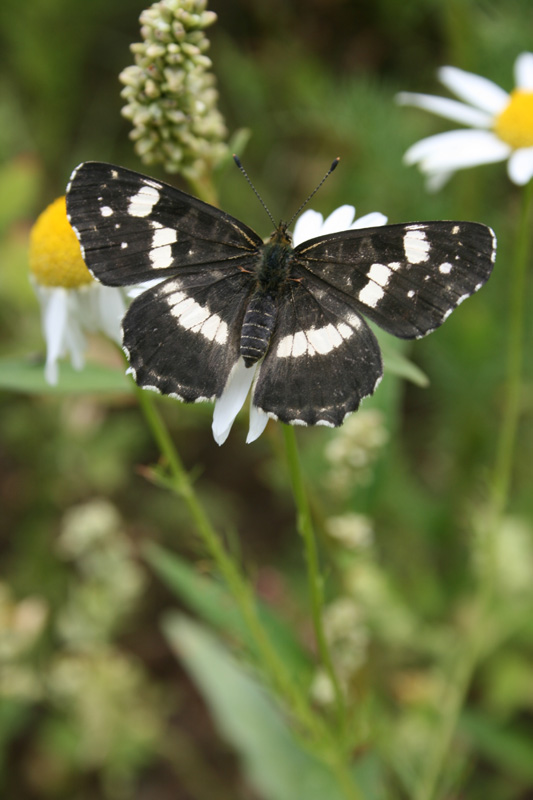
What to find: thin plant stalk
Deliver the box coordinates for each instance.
[133,385,363,800]
[414,180,533,800]
[134,385,299,707]
[282,424,347,733]
[491,178,533,519]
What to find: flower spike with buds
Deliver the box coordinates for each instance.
[120,0,228,182]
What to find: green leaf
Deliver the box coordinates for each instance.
[164,613,382,800]
[460,709,533,783]
[380,339,429,388]
[144,542,312,681]
[0,356,130,394]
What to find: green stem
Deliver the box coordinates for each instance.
[187,173,220,206]
[491,178,533,518]
[134,386,363,799]
[414,180,533,800]
[134,386,298,706]
[282,425,347,733]
[413,623,483,800]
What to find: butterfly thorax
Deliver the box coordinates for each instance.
[240,224,293,368]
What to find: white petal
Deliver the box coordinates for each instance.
[126,278,165,299]
[247,405,269,443]
[96,286,126,343]
[396,91,493,127]
[425,171,453,192]
[404,129,511,171]
[292,210,324,246]
[73,287,99,332]
[438,66,509,114]
[64,293,87,371]
[320,205,356,234]
[212,358,257,445]
[42,288,69,385]
[507,147,533,185]
[350,211,388,229]
[514,52,533,90]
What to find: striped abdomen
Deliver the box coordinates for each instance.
[240,291,277,367]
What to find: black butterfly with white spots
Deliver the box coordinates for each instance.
[66,161,496,439]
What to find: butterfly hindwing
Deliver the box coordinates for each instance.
[252,279,383,426]
[124,269,255,401]
[293,221,496,338]
[66,162,263,286]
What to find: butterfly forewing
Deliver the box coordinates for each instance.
[293,221,496,338]
[66,162,263,285]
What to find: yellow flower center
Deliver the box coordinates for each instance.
[493,89,533,149]
[29,196,93,288]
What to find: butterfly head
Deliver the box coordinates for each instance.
[232,154,339,249]
[268,222,292,248]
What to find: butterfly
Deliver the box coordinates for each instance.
[66,160,496,440]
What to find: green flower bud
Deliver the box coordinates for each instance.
[120,0,228,180]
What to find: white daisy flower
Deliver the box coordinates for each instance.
[212,205,388,445]
[29,197,126,385]
[397,52,533,189]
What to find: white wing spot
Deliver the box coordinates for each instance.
[368,262,392,287]
[407,289,415,298]
[276,322,354,359]
[404,228,430,264]
[152,226,177,248]
[150,246,173,269]
[358,281,384,308]
[307,324,341,354]
[169,291,228,343]
[200,315,226,344]
[345,314,362,329]
[291,331,308,357]
[120,242,128,249]
[149,227,178,269]
[452,225,460,235]
[439,262,453,274]
[277,335,293,358]
[127,184,160,218]
[489,227,497,262]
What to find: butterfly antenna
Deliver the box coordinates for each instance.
[286,157,340,228]
[233,154,276,228]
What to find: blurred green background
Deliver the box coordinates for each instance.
[1,1,533,798]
